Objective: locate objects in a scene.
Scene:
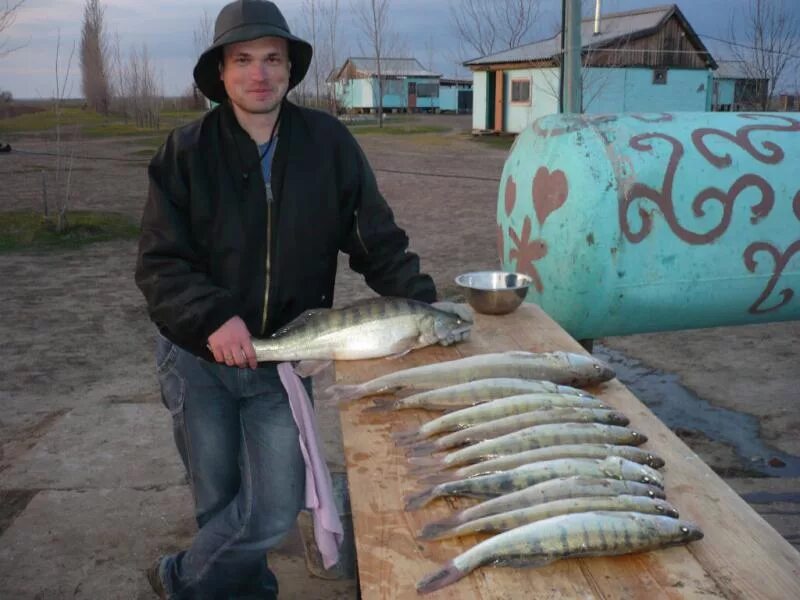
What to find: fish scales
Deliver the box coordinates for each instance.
[430,423,647,469]
[404,457,663,510]
[423,476,667,534]
[417,512,704,594]
[419,444,665,483]
[419,494,680,541]
[325,351,615,404]
[412,408,630,453]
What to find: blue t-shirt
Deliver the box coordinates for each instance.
[258,137,278,201]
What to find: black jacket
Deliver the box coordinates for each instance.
[135,101,436,358]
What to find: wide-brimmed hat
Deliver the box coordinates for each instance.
[193,0,313,103]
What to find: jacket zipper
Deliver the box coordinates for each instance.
[261,186,273,335]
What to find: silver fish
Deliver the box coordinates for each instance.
[419,494,680,541]
[325,350,615,403]
[417,444,665,483]
[416,511,704,594]
[425,476,667,534]
[404,457,662,510]
[392,391,604,443]
[252,297,471,364]
[374,378,591,414]
[407,408,630,454]
[409,423,647,470]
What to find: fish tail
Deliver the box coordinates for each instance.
[364,398,399,413]
[407,455,445,469]
[324,384,367,405]
[404,486,439,511]
[406,441,438,457]
[416,560,466,594]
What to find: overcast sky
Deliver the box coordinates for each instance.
[1,0,798,99]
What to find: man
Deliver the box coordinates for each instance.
[135,1,436,597]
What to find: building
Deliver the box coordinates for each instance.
[439,78,473,113]
[711,61,769,111]
[464,4,717,133]
[330,57,441,113]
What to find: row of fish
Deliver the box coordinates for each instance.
[330,350,703,593]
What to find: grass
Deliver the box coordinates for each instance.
[0,210,140,252]
[0,106,203,137]
[468,134,516,151]
[349,124,451,135]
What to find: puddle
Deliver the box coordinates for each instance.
[593,344,800,478]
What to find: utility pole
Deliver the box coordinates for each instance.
[559,0,583,113]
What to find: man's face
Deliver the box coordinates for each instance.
[220,36,290,115]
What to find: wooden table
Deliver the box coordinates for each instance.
[335,304,800,599]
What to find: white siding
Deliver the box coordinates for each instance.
[505,68,560,133]
[472,71,487,130]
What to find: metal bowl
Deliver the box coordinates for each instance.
[454,271,533,315]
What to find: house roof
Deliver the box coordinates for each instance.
[331,57,440,80]
[464,4,716,69]
[440,77,472,86]
[714,60,767,81]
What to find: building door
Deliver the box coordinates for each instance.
[486,72,495,129]
[494,71,504,131]
[458,89,472,113]
[408,81,417,112]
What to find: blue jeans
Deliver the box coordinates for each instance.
[155,333,307,599]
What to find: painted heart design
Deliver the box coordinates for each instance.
[532,167,568,226]
[504,175,517,217]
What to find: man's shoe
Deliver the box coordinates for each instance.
[146,557,167,599]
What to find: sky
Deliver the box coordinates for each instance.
[1,0,798,100]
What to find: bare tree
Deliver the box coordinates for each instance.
[353,0,398,127]
[302,0,321,106]
[0,0,27,58]
[80,0,112,114]
[122,43,162,128]
[50,30,77,232]
[449,0,538,59]
[192,9,214,107]
[321,0,341,113]
[728,0,800,109]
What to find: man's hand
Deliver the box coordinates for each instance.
[207,316,257,369]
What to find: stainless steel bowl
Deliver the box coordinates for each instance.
[454,271,533,315]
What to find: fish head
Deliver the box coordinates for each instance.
[675,520,704,543]
[590,357,616,382]
[431,303,474,346]
[654,500,680,518]
[644,453,666,469]
[562,352,616,384]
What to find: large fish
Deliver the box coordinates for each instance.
[419,494,680,541]
[404,457,663,510]
[251,297,471,372]
[416,511,704,594]
[406,408,630,454]
[371,378,591,413]
[425,476,667,534]
[417,444,665,483]
[325,351,615,403]
[392,392,605,443]
[409,423,647,470]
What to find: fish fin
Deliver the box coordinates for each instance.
[324,384,367,405]
[419,472,454,486]
[407,455,444,469]
[363,398,399,413]
[404,487,438,511]
[416,560,466,594]
[406,441,437,457]
[417,518,461,540]
[293,359,331,378]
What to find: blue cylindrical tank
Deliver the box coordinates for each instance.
[498,112,800,339]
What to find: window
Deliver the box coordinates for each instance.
[511,78,531,104]
[653,68,668,85]
[416,82,439,98]
[384,79,403,95]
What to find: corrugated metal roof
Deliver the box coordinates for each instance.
[464,4,702,66]
[344,57,440,78]
[714,61,757,80]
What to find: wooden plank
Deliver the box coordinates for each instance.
[336,304,800,599]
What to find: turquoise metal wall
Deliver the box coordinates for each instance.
[498,112,800,339]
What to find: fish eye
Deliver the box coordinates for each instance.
[680,526,689,533]
[642,476,651,483]
[656,505,664,512]
[647,490,655,497]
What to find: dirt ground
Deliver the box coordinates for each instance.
[0,113,797,598]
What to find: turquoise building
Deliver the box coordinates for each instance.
[329,57,441,113]
[465,4,718,133]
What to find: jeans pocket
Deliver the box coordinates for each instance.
[155,335,186,416]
